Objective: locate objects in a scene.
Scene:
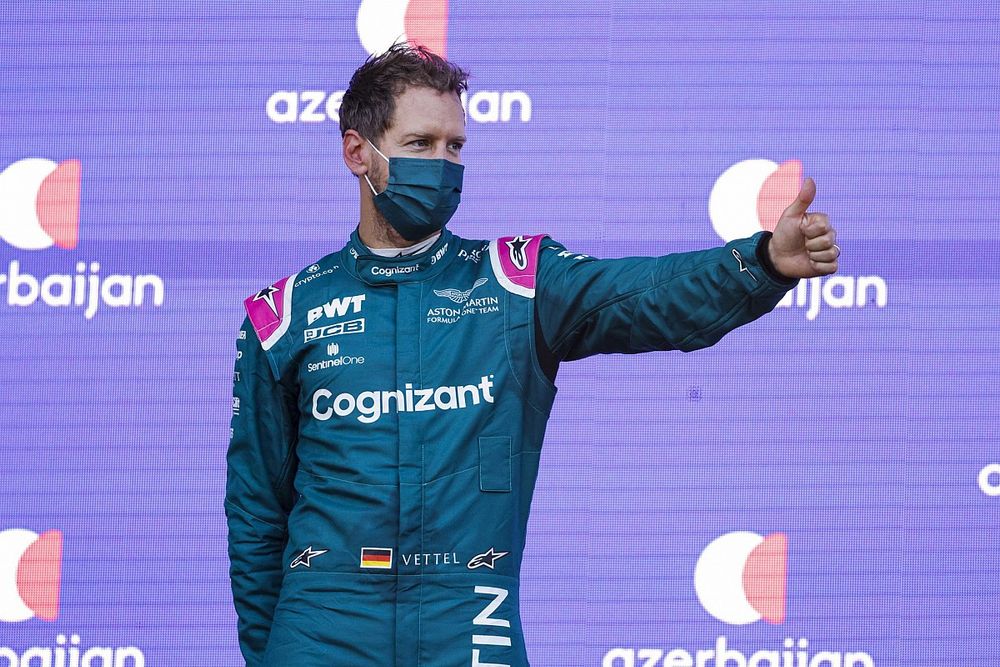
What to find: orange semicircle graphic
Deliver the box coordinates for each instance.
[405,0,448,57]
[36,159,81,250]
[757,160,802,233]
[742,531,787,624]
[16,529,62,622]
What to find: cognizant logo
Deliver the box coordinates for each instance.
[312,375,495,424]
[371,264,421,277]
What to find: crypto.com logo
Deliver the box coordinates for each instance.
[694,531,786,625]
[357,0,448,57]
[0,529,62,622]
[709,159,887,320]
[0,158,80,251]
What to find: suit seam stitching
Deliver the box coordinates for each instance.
[224,499,287,533]
[548,256,726,352]
[502,291,549,417]
[677,292,752,349]
[298,467,397,487]
[550,253,756,353]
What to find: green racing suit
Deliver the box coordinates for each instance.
[226,227,796,666]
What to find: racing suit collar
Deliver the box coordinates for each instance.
[343,226,458,285]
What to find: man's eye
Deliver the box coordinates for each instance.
[450,143,464,151]
[410,139,429,147]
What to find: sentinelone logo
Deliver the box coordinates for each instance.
[0,158,164,319]
[709,159,888,321]
[0,529,145,666]
[603,531,877,667]
[266,1,532,124]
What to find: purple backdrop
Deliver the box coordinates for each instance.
[1,1,998,665]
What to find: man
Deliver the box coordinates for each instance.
[226,44,838,666]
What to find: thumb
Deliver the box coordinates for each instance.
[783,176,816,220]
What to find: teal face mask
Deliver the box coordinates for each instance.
[364,139,464,242]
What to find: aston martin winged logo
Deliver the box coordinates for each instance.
[433,277,489,304]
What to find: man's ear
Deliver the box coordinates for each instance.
[343,129,368,177]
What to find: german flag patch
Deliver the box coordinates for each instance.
[360,547,393,569]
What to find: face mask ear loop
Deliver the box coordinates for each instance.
[367,138,391,164]
[364,138,390,197]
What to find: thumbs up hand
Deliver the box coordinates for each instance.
[767,177,840,279]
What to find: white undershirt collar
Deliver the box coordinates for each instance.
[365,231,441,258]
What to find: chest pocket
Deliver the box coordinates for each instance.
[479,436,511,492]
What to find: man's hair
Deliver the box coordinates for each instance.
[339,43,470,142]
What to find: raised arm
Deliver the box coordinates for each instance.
[534,177,837,364]
[535,231,798,362]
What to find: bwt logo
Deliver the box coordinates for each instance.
[357,0,449,57]
[709,159,887,321]
[0,529,62,623]
[694,531,786,625]
[0,158,80,251]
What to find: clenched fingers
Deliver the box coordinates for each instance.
[805,230,837,252]
[809,259,839,275]
[808,246,840,263]
[800,212,831,239]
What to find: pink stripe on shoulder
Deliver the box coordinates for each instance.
[244,276,291,345]
[495,234,547,293]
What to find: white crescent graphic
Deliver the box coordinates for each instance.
[708,159,777,242]
[0,158,58,250]
[693,531,763,625]
[357,0,410,56]
[0,529,38,622]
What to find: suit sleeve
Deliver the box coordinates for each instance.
[535,231,798,361]
[225,315,299,666]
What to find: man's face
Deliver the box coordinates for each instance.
[368,85,467,191]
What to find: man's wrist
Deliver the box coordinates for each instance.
[755,232,797,285]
